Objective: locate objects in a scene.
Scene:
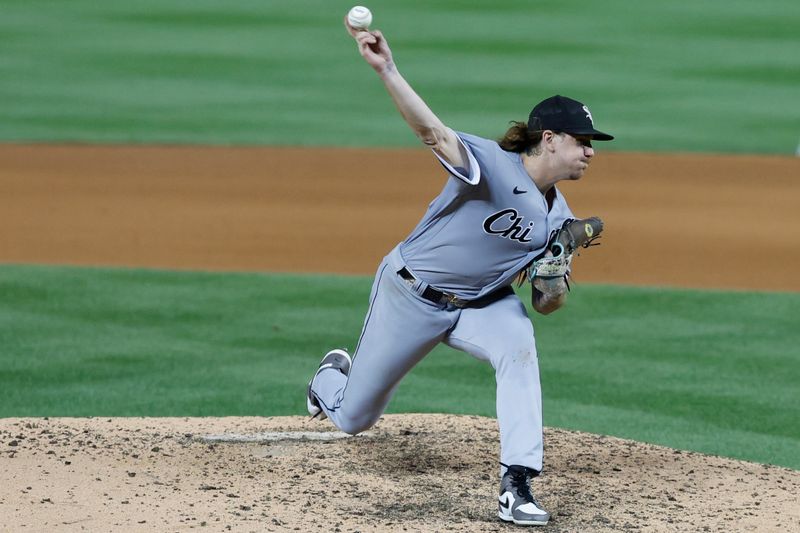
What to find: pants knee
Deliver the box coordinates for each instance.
[336,412,380,436]
[493,345,539,376]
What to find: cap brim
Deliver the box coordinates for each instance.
[590,131,614,141]
[563,127,614,141]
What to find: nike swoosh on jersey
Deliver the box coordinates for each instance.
[513,187,527,195]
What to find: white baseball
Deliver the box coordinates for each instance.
[347,6,372,30]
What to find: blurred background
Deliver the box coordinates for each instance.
[1,0,798,153]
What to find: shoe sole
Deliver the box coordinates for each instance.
[498,511,549,526]
[307,349,352,420]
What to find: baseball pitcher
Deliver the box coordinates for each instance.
[307,16,613,526]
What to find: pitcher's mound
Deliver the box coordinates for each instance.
[1,415,797,532]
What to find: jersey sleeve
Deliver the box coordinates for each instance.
[546,189,576,240]
[431,131,488,186]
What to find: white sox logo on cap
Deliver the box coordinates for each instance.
[582,105,594,124]
[528,95,614,140]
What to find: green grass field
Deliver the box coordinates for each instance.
[1,0,798,153]
[1,0,798,474]
[1,265,798,469]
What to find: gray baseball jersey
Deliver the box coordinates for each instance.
[310,131,574,474]
[403,132,574,297]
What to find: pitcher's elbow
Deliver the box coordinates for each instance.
[415,126,440,148]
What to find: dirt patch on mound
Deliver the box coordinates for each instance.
[1,415,797,532]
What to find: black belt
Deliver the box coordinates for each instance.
[398,267,514,309]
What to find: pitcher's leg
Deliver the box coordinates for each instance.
[311,263,456,435]
[445,294,543,471]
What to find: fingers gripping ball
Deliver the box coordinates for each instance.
[347,6,373,30]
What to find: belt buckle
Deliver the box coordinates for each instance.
[446,293,467,308]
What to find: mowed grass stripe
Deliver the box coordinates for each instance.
[0,265,797,469]
[0,0,798,153]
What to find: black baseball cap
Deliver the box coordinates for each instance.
[528,95,614,141]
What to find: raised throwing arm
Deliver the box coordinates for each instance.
[345,19,467,170]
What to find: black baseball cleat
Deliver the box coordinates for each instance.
[498,465,550,526]
[306,349,352,420]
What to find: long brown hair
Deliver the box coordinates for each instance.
[498,121,544,154]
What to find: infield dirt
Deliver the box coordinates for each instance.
[1,145,799,532]
[2,144,799,290]
[2,415,798,532]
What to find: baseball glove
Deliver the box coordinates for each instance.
[527,217,604,282]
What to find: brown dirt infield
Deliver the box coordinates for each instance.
[1,145,799,532]
[3,416,799,533]
[2,144,799,290]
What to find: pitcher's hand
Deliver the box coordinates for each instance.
[344,17,394,74]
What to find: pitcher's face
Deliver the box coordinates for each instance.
[554,133,595,180]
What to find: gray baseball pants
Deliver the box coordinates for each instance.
[310,246,544,472]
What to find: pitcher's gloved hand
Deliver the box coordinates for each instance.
[549,217,603,258]
[527,217,604,285]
